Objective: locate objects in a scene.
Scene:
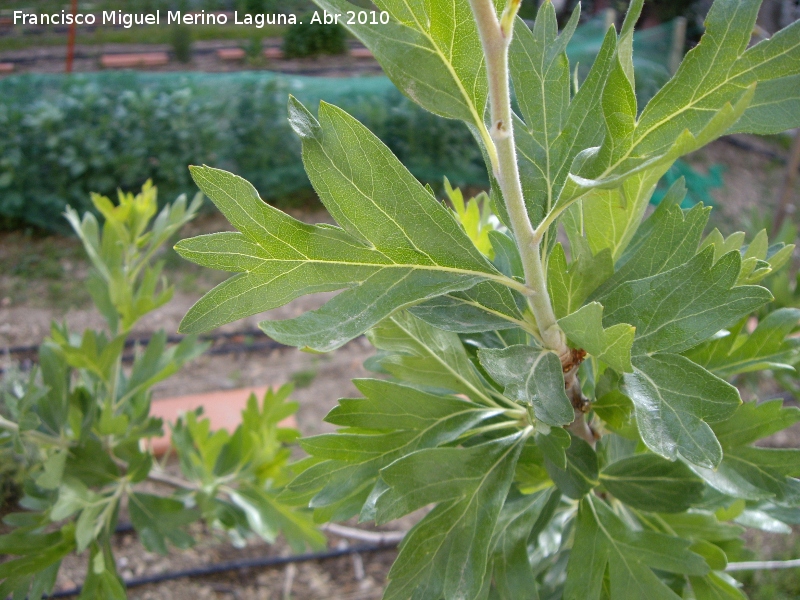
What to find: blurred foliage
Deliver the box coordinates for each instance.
[282,12,347,57]
[0,73,486,232]
[171,25,194,63]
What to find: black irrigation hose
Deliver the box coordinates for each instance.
[46,542,398,598]
[1,330,289,375]
[720,135,787,163]
[3,329,279,358]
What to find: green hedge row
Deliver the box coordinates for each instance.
[0,72,486,232]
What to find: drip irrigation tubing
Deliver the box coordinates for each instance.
[1,329,290,375]
[45,542,398,598]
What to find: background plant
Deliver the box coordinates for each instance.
[282,12,348,57]
[0,184,322,599]
[0,73,487,232]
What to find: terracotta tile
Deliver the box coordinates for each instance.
[217,47,246,61]
[100,52,169,68]
[148,386,298,455]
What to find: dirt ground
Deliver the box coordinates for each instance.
[1,131,799,597]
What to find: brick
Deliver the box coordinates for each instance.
[350,47,373,58]
[217,47,246,61]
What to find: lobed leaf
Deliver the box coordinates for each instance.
[284,379,502,522]
[177,99,520,350]
[602,247,772,357]
[564,495,708,600]
[381,432,527,600]
[558,302,634,373]
[624,353,740,468]
[686,308,800,377]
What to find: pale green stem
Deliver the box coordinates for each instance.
[461,420,523,440]
[0,415,71,449]
[468,0,568,358]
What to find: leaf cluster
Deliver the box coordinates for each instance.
[171,0,800,598]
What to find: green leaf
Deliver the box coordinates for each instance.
[78,543,126,600]
[602,248,772,356]
[689,540,729,571]
[379,432,526,600]
[564,496,708,600]
[685,308,800,377]
[51,477,99,521]
[178,101,516,350]
[409,281,528,333]
[75,503,106,553]
[593,389,636,436]
[129,493,199,556]
[489,230,524,280]
[713,399,800,449]
[658,512,744,543]
[535,427,571,470]
[368,311,494,403]
[689,573,747,600]
[543,434,599,499]
[0,527,74,600]
[510,4,581,231]
[556,1,800,260]
[688,399,800,502]
[34,451,67,490]
[600,454,704,513]
[591,180,710,298]
[284,379,502,521]
[735,507,793,533]
[547,241,613,320]
[728,73,800,135]
[228,485,326,553]
[624,353,740,468]
[558,302,634,373]
[513,8,618,234]
[487,489,554,600]
[478,345,574,426]
[315,0,491,143]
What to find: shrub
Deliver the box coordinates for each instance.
[282,13,347,57]
[0,183,321,599]
[0,74,483,232]
[176,0,800,598]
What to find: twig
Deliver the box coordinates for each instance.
[282,562,296,600]
[726,558,800,572]
[147,469,198,491]
[322,523,406,545]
